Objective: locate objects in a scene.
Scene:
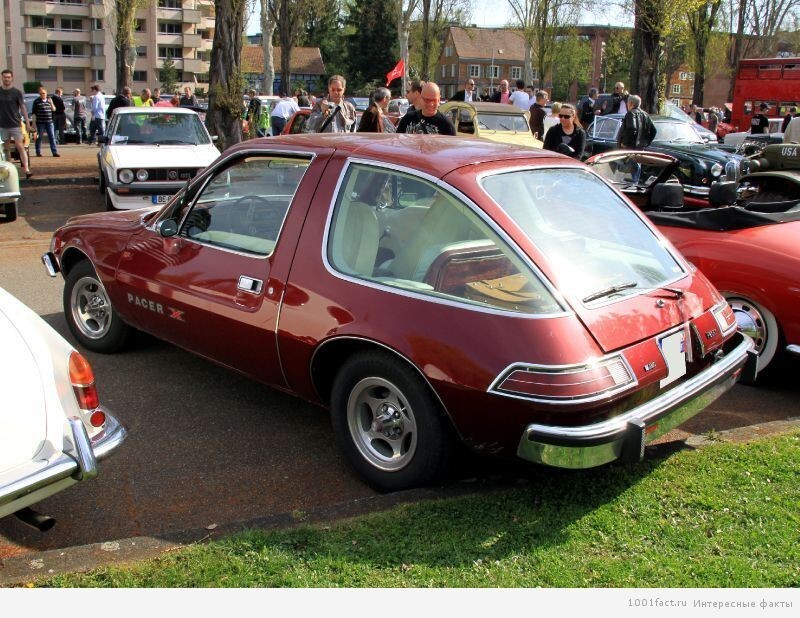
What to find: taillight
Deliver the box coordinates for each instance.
[490,356,636,404]
[712,301,737,337]
[68,351,101,414]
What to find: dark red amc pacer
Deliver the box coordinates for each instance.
[42,134,756,491]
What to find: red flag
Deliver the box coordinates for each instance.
[386,59,405,86]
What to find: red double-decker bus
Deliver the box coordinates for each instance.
[731,57,800,132]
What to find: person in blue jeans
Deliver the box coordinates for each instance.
[31,87,60,157]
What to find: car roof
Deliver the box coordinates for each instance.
[231,133,559,178]
[112,106,198,115]
[443,101,527,114]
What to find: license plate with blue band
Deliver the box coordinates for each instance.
[152,195,171,204]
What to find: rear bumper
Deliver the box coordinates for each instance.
[517,332,756,469]
[0,410,127,518]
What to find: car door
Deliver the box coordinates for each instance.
[114,151,326,387]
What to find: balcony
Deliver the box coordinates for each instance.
[48,28,90,43]
[159,58,184,70]
[23,28,50,43]
[89,3,105,18]
[24,54,50,70]
[90,29,105,44]
[183,33,201,48]
[91,56,106,70]
[23,1,47,16]
[47,54,92,68]
[156,8,182,20]
[157,33,183,46]
[182,58,207,73]
[43,1,91,18]
[183,9,201,24]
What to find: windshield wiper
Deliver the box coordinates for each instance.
[154,139,194,145]
[582,282,638,303]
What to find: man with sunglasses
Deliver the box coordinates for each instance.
[449,79,477,102]
[396,82,455,135]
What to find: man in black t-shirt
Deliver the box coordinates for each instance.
[52,87,66,144]
[750,103,770,134]
[0,69,33,178]
[396,82,455,135]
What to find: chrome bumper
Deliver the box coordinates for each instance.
[787,344,800,357]
[0,410,127,517]
[42,251,59,277]
[517,333,756,469]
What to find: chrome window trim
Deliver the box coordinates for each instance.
[487,353,639,405]
[477,164,691,309]
[320,157,573,320]
[147,149,315,260]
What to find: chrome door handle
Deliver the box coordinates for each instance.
[237,275,263,295]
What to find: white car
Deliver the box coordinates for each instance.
[0,286,126,529]
[0,138,21,222]
[98,107,219,210]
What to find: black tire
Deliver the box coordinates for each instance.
[330,351,454,492]
[63,260,130,353]
[2,201,17,223]
[104,188,116,211]
[98,167,105,194]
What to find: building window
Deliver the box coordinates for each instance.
[31,42,57,55]
[451,63,456,78]
[158,21,182,35]
[62,43,85,57]
[93,19,103,30]
[135,19,146,33]
[158,46,182,59]
[469,65,480,78]
[158,0,181,8]
[511,66,522,80]
[31,16,55,29]
[672,84,681,94]
[679,72,687,80]
[531,68,538,80]
[62,68,85,81]
[132,70,148,82]
[92,69,105,82]
[91,44,103,56]
[136,46,147,58]
[34,68,58,81]
[61,18,83,31]
[441,65,446,78]
[688,72,695,79]
[444,45,453,57]
[488,65,499,79]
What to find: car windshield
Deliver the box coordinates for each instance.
[588,116,621,140]
[653,121,704,144]
[111,113,210,145]
[477,113,529,132]
[481,168,685,304]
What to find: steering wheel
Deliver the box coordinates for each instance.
[229,194,272,234]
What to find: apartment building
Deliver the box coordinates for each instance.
[0,0,214,93]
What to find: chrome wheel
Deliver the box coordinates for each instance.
[725,295,779,371]
[70,275,113,340]
[346,376,418,472]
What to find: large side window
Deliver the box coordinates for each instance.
[327,164,560,315]
[180,156,310,256]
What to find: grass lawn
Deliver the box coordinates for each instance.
[42,431,800,588]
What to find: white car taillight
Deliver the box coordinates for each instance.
[68,351,105,427]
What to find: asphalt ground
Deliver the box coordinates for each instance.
[0,144,798,586]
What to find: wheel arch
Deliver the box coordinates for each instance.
[310,336,456,428]
[59,246,91,279]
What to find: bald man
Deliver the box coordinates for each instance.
[396,82,455,135]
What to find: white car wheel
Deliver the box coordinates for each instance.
[724,295,780,372]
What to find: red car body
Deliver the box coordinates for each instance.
[587,150,800,375]
[43,135,755,490]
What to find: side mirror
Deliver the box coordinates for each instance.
[709,181,737,207]
[97,135,108,144]
[156,219,179,238]
[651,183,684,210]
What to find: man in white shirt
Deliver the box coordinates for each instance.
[449,79,476,102]
[88,84,106,145]
[270,92,300,136]
[508,79,530,110]
[783,115,800,144]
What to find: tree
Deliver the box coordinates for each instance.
[346,0,398,91]
[208,0,246,150]
[507,0,580,90]
[397,1,421,94]
[270,0,308,95]
[301,0,347,79]
[602,29,634,93]
[159,58,179,94]
[550,32,592,101]
[260,0,276,95]
[417,0,471,80]
[107,0,152,93]
[688,1,723,105]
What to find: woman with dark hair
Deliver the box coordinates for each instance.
[542,103,586,159]
[357,87,395,133]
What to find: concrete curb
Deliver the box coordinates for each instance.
[1,419,798,587]
[23,175,97,187]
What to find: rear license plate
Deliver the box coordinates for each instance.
[152,195,171,205]
[659,329,688,387]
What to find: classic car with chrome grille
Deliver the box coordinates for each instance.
[0,286,126,530]
[98,107,219,210]
[44,134,755,491]
[585,115,748,202]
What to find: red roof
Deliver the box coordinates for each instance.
[241,46,326,75]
